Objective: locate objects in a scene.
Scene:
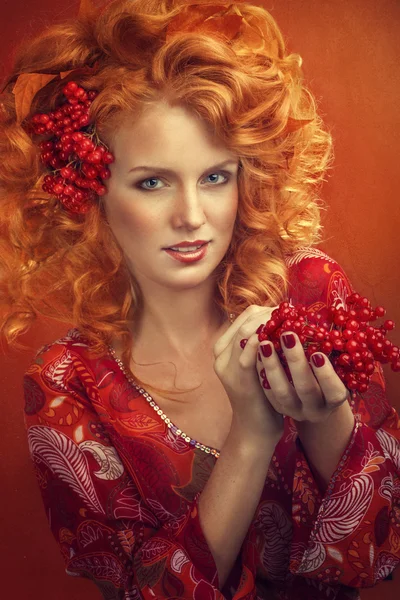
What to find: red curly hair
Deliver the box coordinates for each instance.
[0,0,333,395]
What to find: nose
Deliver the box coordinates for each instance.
[171,185,206,229]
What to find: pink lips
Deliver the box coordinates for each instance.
[163,242,209,263]
[165,239,209,249]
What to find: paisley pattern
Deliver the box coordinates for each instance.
[24,248,400,599]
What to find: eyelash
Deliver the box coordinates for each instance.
[136,171,231,191]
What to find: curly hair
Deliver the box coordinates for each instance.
[0,0,333,396]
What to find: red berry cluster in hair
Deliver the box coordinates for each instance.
[27,81,114,214]
[241,292,399,395]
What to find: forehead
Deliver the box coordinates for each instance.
[109,101,233,162]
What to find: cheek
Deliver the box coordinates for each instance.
[215,190,238,228]
[105,196,157,239]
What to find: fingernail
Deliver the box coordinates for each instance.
[283,333,296,349]
[312,354,325,368]
[240,338,248,349]
[260,368,266,378]
[261,343,272,358]
[257,351,262,362]
[262,377,271,389]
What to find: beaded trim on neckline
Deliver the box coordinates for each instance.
[106,344,221,459]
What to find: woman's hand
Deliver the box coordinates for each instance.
[213,305,284,445]
[258,331,351,423]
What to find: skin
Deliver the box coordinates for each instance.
[102,100,239,363]
[102,100,355,487]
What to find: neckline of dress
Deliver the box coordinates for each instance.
[106,343,222,459]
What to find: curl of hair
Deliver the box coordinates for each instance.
[0,0,333,397]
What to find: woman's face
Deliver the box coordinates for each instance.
[102,101,239,293]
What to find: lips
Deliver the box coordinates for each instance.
[168,243,207,250]
[163,240,209,249]
[164,242,209,263]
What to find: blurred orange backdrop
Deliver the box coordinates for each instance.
[1,1,399,598]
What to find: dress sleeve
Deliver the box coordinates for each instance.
[288,254,400,588]
[23,345,232,600]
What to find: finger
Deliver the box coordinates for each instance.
[213,331,260,397]
[276,331,349,413]
[214,322,259,374]
[213,305,278,358]
[277,331,325,414]
[213,305,264,358]
[309,352,350,410]
[258,339,303,414]
[236,331,262,370]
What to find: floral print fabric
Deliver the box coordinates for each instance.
[23,247,400,599]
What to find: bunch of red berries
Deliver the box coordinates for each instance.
[241,292,399,394]
[27,81,114,214]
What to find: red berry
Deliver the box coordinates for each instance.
[64,81,78,94]
[357,382,369,393]
[71,110,82,121]
[374,306,386,317]
[337,353,352,367]
[321,341,333,354]
[60,167,73,179]
[333,313,346,326]
[79,115,90,127]
[365,363,375,375]
[40,151,53,163]
[347,293,361,304]
[356,308,371,321]
[342,328,354,341]
[102,151,114,164]
[359,297,371,308]
[99,167,111,180]
[73,87,85,98]
[64,185,75,196]
[80,138,95,151]
[332,338,345,351]
[86,150,102,164]
[72,132,84,141]
[82,165,98,179]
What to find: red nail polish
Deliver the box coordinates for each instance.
[312,354,325,368]
[260,368,266,378]
[283,333,295,349]
[257,352,262,362]
[261,343,272,358]
[262,377,271,389]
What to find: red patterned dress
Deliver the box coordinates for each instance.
[23,247,400,599]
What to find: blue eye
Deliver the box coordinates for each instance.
[205,173,229,184]
[140,178,161,190]
[137,172,230,191]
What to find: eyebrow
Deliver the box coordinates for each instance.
[128,159,239,175]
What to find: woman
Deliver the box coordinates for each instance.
[1,1,398,598]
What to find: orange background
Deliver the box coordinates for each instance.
[1,1,399,598]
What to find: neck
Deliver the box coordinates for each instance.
[131,285,228,363]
